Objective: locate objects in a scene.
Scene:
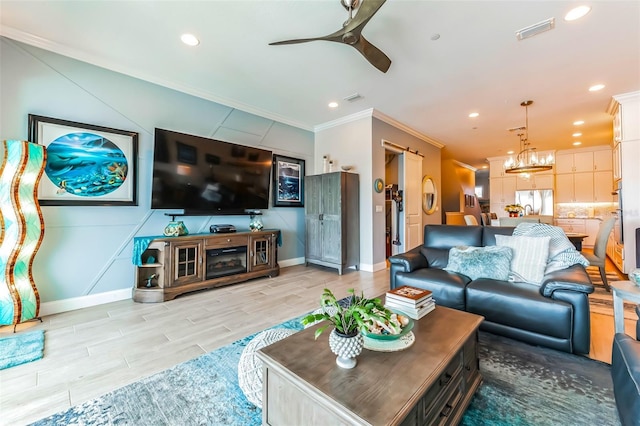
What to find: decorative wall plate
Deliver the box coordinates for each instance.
[374,178,384,193]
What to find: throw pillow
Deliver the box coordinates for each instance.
[444,245,513,281]
[513,223,589,273]
[495,234,551,285]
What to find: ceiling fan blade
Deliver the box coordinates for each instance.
[352,35,391,73]
[268,0,390,72]
[344,0,387,35]
[269,33,343,46]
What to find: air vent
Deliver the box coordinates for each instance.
[508,126,526,132]
[343,93,362,102]
[516,17,555,40]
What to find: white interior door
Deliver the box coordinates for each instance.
[399,151,423,253]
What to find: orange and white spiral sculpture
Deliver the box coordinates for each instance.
[0,140,46,327]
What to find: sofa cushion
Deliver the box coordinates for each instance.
[395,268,469,311]
[466,279,572,339]
[444,245,512,281]
[421,225,483,268]
[482,226,515,246]
[513,222,589,274]
[495,234,551,284]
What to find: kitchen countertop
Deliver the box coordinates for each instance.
[555,216,603,220]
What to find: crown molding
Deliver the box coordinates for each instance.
[372,109,445,148]
[0,26,314,133]
[452,159,477,172]
[315,108,445,149]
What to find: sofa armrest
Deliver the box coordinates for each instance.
[612,333,640,426]
[539,264,595,297]
[388,246,428,273]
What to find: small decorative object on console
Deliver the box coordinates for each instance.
[249,213,263,232]
[629,268,640,286]
[163,220,189,237]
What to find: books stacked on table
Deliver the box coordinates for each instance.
[385,285,435,320]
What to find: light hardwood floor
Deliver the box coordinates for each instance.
[0,263,635,426]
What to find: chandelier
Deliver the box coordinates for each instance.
[503,100,554,174]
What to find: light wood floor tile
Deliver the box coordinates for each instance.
[0,263,632,426]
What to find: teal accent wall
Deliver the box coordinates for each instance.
[0,37,313,304]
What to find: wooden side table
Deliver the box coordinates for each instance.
[610,281,640,333]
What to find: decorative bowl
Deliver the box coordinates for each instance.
[361,314,414,341]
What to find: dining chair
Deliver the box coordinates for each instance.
[464,215,479,225]
[581,217,616,292]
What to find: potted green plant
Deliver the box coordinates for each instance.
[301,288,399,369]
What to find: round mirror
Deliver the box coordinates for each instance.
[422,176,437,215]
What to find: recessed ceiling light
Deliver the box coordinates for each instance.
[507,150,514,155]
[564,5,591,21]
[573,141,582,146]
[482,165,488,169]
[573,120,585,126]
[468,112,479,118]
[589,84,605,92]
[430,34,441,41]
[328,101,339,108]
[181,33,200,46]
[572,132,582,137]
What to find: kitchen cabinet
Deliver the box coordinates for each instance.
[593,150,612,171]
[613,142,622,181]
[555,173,593,203]
[489,176,516,216]
[515,173,554,190]
[555,218,587,234]
[305,171,359,275]
[555,151,594,174]
[593,171,614,202]
[489,159,509,178]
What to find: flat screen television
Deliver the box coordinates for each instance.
[151,128,273,214]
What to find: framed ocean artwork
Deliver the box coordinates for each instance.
[28,115,138,206]
[272,154,304,208]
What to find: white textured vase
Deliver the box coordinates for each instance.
[329,329,364,369]
[629,268,640,286]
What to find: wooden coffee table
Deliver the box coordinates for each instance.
[257,305,483,426]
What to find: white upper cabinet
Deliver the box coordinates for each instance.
[593,150,613,171]
[516,173,554,190]
[556,151,594,173]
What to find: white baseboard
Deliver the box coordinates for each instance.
[279,257,305,268]
[38,257,335,316]
[39,288,132,316]
[359,262,387,272]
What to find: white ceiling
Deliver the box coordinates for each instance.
[1,0,639,170]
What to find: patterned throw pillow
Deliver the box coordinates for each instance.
[513,223,589,273]
[495,234,551,285]
[444,245,513,281]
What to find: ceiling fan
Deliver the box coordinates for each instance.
[269,0,391,73]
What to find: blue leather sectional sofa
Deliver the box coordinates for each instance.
[388,225,594,354]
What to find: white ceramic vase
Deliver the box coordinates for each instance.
[629,268,640,286]
[329,329,364,369]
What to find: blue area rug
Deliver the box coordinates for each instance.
[0,329,45,370]
[31,321,619,425]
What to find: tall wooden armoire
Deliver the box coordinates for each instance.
[304,171,359,275]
